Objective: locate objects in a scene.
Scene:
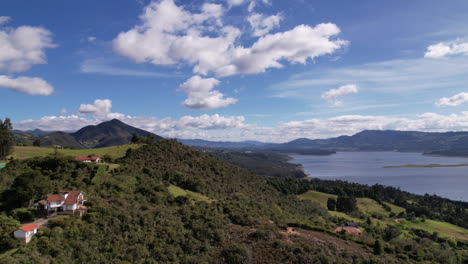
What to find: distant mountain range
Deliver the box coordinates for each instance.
[180,130,468,156]
[13,119,162,149]
[12,120,468,156]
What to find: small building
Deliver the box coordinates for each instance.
[47,191,86,214]
[74,157,103,163]
[14,224,39,243]
[334,226,362,236]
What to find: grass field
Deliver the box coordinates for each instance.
[10,144,142,160]
[298,190,337,208]
[383,202,406,215]
[402,219,468,242]
[357,198,389,216]
[91,165,108,185]
[167,185,214,203]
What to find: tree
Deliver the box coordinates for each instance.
[146,134,156,145]
[336,195,358,214]
[0,214,20,250]
[373,239,383,255]
[327,198,336,211]
[33,139,41,147]
[0,118,14,160]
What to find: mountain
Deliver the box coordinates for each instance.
[181,130,468,155]
[71,119,162,148]
[12,129,54,137]
[177,138,267,149]
[41,132,83,149]
[12,119,163,149]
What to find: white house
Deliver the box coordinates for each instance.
[47,191,86,214]
[14,224,39,243]
[74,157,103,163]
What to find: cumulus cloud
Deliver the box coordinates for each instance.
[15,110,468,143]
[179,75,237,110]
[247,13,282,36]
[0,16,11,25]
[0,75,53,95]
[0,20,56,96]
[425,42,468,58]
[78,99,126,120]
[436,92,468,107]
[113,0,347,109]
[321,84,358,106]
[0,25,56,73]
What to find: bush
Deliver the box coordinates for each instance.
[10,208,37,222]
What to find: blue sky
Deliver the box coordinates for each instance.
[1,0,468,142]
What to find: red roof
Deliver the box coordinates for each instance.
[61,191,82,205]
[47,194,65,202]
[19,224,39,232]
[334,227,362,235]
[75,157,101,161]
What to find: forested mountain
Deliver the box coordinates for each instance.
[0,140,466,263]
[182,130,468,155]
[13,119,162,149]
[71,119,162,148]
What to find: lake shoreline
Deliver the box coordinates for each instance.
[288,151,468,202]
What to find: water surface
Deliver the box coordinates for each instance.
[290,152,468,201]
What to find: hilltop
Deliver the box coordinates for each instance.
[13,119,162,149]
[0,139,466,263]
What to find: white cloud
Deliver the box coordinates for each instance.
[436,92,468,107]
[87,36,96,42]
[179,75,237,110]
[78,99,126,120]
[14,98,468,142]
[113,0,347,109]
[0,75,53,95]
[247,13,282,36]
[227,0,245,6]
[321,84,358,106]
[0,16,11,25]
[60,108,68,115]
[271,56,468,98]
[425,41,468,58]
[0,25,56,73]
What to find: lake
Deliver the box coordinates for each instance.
[290,152,468,202]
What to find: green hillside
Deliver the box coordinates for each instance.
[298,190,467,242]
[10,144,142,160]
[0,140,465,263]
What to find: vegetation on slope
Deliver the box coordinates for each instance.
[0,140,465,263]
[10,144,142,160]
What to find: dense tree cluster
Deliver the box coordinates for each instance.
[0,140,465,263]
[0,118,14,161]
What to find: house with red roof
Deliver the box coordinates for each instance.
[334,226,362,236]
[14,224,39,243]
[46,191,86,214]
[74,156,103,163]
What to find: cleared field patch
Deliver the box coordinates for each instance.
[403,219,468,242]
[91,165,108,185]
[383,202,406,215]
[356,198,388,216]
[297,190,337,208]
[11,144,142,160]
[167,185,214,203]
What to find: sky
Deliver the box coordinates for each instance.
[1,0,468,142]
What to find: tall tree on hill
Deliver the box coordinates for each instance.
[0,118,14,160]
